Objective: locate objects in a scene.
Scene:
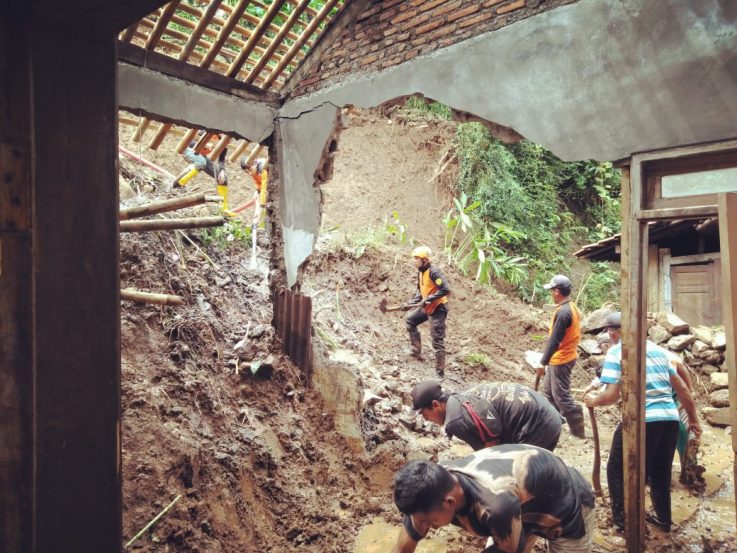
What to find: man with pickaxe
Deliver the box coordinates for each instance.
[404,246,450,377]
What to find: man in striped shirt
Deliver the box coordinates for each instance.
[584,312,701,532]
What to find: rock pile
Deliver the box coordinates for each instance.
[579,307,730,428]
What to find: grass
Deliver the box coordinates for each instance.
[463,352,493,368]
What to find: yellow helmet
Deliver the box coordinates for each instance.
[412,246,432,259]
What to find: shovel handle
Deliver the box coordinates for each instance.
[588,406,603,496]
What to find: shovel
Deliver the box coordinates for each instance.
[588,406,603,496]
[378,298,414,313]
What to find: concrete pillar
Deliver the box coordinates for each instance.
[0,7,121,552]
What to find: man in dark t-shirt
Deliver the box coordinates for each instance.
[408,381,563,452]
[390,445,596,553]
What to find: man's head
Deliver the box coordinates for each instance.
[412,246,431,269]
[604,311,622,344]
[393,460,459,528]
[410,380,448,425]
[543,274,572,303]
[596,331,612,354]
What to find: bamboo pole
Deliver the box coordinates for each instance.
[228,139,251,163]
[124,494,182,549]
[121,289,184,306]
[119,192,220,220]
[120,216,224,232]
[118,145,177,181]
[226,0,285,78]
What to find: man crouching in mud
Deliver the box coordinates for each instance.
[390,444,595,553]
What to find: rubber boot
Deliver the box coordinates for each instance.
[217,184,237,218]
[174,165,199,188]
[409,332,422,360]
[566,405,586,439]
[435,352,446,378]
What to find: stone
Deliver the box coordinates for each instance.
[579,338,601,355]
[712,330,726,350]
[363,390,383,408]
[648,324,672,344]
[667,334,695,351]
[656,311,689,334]
[698,350,723,365]
[702,407,732,427]
[691,325,714,347]
[690,340,710,355]
[709,389,730,408]
[699,363,720,376]
[709,372,729,390]
[581,306,617,333]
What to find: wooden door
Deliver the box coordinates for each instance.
[671,263,722,326]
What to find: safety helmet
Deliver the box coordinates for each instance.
[412,246,432,259]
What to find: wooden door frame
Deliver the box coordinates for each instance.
[621,139,737,551]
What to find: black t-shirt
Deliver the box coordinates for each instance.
[444,383,563,451]
[403,445,595,551]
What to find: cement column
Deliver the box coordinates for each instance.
[0,8,121,552]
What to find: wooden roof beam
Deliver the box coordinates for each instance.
[144,1,179,50]
[227,0,286,78]
[178,0,223,61]
[245,0,312,85]
[264,0,343,91]
[200,0,251,69]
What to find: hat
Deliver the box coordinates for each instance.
[412,245,432,260]
[409,380,443,415]
[596,332,612,344]
[543,274,572,290]
[604,311,621,329]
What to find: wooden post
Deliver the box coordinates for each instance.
[717,192,737,530]
[619,163,647,552]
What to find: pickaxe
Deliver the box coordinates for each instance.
[378,298,414,313]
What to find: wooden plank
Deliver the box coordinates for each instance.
[244,0,312,84]
[718,192,737,531]
[144,1,179,50]
[200,0,250,69]
[118,42,279,104]
[647,244,659,312]
[120,216,224,232]
[226,0,286,78]
[670,252,721,265]
[0,142,30,233]
[636,138,737,164]
[639,205,718,221]
[265,0,344,90]
[660,248,672,311]
[178,0,223,61]
[619,163,647,551]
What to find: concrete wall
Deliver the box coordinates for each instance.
[276,0,737,285]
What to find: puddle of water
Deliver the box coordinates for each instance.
[354,521,449,553]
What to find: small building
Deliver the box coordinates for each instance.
[575,217,722,326]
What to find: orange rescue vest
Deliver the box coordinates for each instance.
[548,301,580,365]
[419,268,448,314]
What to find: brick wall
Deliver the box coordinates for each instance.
[291,0,578,97]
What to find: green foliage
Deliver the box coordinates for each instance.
[452,122,622,303]
[576,262,621,312]
[334,212,413,259]
[401,95,452,120]
[463,352,493,368]
[201,219,252,248]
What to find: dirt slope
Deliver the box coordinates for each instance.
[119,109,735,553]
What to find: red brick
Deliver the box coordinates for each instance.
[427,22,458,41]
[484,0,505,6]
[381,57,403,69]
[379,7,400,22]
[497,0,526,15]
[415,19,444,35]
[391,10,415,25]
[383,0,405,9]
[357,5,382,21]
[447,4,480,23]
[300,75,320,87]
[399,12,431,30]
[384,26,398,37]
[397,32,411,41]
[411,36,428,47]
[361,53,381,66]
[417,0,446,11]
[433,0,463,17]
[459,11,494,28]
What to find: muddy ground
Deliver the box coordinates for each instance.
[119,110,736,552]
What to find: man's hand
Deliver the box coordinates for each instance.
[584,392,597,408]
[688,418,703,438]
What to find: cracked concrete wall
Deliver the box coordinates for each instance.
[119,63,276,143]
[276,0,737,287]
[276,103,340,287]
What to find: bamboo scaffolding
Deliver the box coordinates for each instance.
[121,289,185,306]
[120,216,224,232]
[119,192,220,220]
[227,0,286,78]
[200,0,250,69]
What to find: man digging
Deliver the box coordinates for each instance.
[406,380,563,452]
[389,445,596,553]
[405,246,450,377]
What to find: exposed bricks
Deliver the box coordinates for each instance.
[497,0,527,15]
[447,4,480,23]
[291,0,578,98]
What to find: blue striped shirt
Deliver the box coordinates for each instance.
[600,341,679,423]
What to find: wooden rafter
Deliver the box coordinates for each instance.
[227,0,286,78]
[200,0,250,69]
[179,0,223,61]
[145,1,179,50]
[262,0,342,89]
[208,135,231,161]
[228,140,251,163]
[245,0,312,84]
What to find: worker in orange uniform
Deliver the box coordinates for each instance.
[535,274,585,438]
[405,246,450,377]
[173,131,234,216]
[240,157,268,228]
